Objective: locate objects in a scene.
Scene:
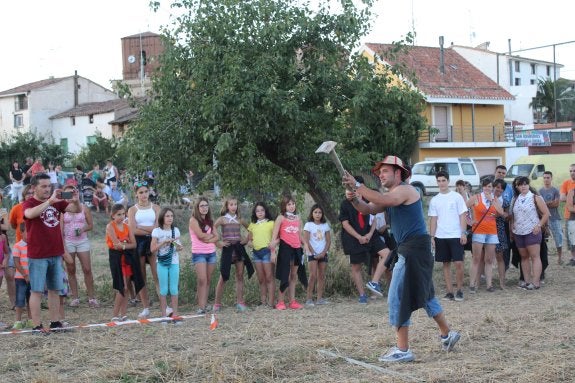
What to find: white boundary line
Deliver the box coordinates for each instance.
[317,349,423,382]
[0,314,207,335]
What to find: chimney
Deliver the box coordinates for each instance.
[439,36,445,74]
[74,70,79,107]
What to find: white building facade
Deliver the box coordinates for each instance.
[452,45,562,126]
[0,74,116,142]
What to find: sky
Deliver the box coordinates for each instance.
[1,0,573,92]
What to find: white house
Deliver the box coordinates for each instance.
[0,73,117,142]
[452,43,563,126]
[50,99,136,153]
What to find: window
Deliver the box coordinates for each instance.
[461,163,477,175]
[530,63,536,75]
[86,136,97,145]
[446,163,460,176]
[514,78,521,86]
[71,117,76,126]
[141,50,147,66]
[14,95,28,111]
[60,138,68,153]
[14,114,23,128]
[530,79,536,85]
[89,114,94,124]
[549,131,573,142]
[515,61,520,72]
[547,65,551,76]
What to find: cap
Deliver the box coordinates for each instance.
[372,155,410,180]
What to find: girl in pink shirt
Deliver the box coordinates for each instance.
[271,195,308,310]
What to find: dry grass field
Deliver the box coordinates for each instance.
[1,206,574,382]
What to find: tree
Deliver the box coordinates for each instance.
[530,78,575,123]
[72,132,127,172]
[129,0,427,222]
[0,132,68,185]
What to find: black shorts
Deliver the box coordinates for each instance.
[349,252,369,265]
[135,235,152,261]
[434,238,464,263]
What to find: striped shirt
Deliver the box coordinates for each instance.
[13,240,28,279]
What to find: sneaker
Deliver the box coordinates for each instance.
[213,304,222,313]
[486,286,495,293]
[196,308,207,315]
[49,321,65,332]
[129,298,140,307]
[138,308,150,319]
[378,347,415,363]
[69,298,80,307]
[366,281,384,297]
[166,306,174,317]
[443,292,455,301]
[12,321,24,330]
[25,319,35,328]
[441,330,461,351]
[236,303,248,312]
[518,281,527,290]
[454,290,464,302]
[305,299,315,307]
[525,283,535,291]
[121,316,129,322]
[469,286,477,294]
[111,317,121,322]
[275,301,287,310]
[88,298,100,308]
[358,294,368,304]
[32,324,50,335]
[316,298,329,305]
[289,300,303,310]
[568,259,575,266]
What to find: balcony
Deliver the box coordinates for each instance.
[419,124,508,143]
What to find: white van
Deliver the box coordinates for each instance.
[410,158,480,195]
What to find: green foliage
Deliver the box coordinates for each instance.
[72,132,127,171]
[131,0,427,222]
[530,78,575,122]
[0,131,69,185]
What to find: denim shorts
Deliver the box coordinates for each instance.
[548,220,563,249]
[252,248,272,264]
[472,233,499,245]
[192,252,217,265]
[15,278,31,307]
[388,255,443,327]
[65,237,91,253]
[28,256,64,292]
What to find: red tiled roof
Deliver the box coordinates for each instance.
[49,99,132,119]
[0,76,71,96]
[365,43,514,101]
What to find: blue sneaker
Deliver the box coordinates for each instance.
[378,347,415,362]
[366,281,383,297]
[441,330,461,351]
[358,294,368,304]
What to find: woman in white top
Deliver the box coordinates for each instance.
[128,181,161,318]
[510,176,549,290]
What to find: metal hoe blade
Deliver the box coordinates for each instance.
[315,141,352,189]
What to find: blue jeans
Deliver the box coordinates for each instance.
[388,255,443,327]
[28,256,64,292]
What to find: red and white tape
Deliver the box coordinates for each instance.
[0,313,217,335]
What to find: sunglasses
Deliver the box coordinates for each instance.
[134,181,148,188]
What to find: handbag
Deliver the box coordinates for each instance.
[534,196,551,239]
[157,227,175,266]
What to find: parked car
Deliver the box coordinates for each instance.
[410,157,480,195]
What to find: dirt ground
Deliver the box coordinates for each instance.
[1,247,574,383]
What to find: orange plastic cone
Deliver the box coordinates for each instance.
[210,314,218,330]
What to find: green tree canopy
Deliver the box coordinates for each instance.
[128,0,427,222]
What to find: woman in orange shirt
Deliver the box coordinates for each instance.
[466,179,505,293]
